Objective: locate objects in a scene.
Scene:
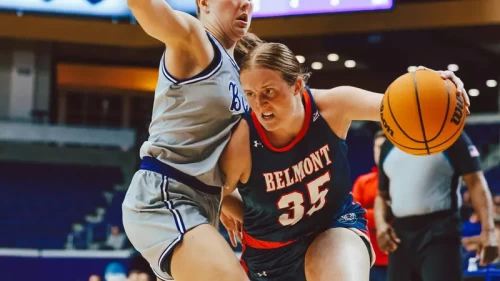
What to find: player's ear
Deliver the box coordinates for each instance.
[199,0,210,14]
[293,76,304,96]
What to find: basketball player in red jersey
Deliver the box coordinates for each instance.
[218,42,469,281]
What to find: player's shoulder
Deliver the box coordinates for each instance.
[176,10,206,34]
[309,87,335,108]
[232,117,250,139]
[310,86,358,114]
[310,87,340,119]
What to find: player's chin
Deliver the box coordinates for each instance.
[232,26,248,38]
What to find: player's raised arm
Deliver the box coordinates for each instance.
[127,0,205,47]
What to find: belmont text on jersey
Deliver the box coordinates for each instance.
[239,87,353,243]
[263,144,332,192]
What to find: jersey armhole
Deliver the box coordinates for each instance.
[160,34,223,85]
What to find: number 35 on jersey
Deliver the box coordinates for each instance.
[262,144,333,226]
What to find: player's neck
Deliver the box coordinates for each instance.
[204,25,237,59]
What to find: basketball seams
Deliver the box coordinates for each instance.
[413,71,431,155]
[426,79,451,142]
[428,109,466,151]
[381,69,466,155]
[385,113,465,152]
[387,81,426,143]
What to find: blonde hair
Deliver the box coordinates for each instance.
[240,41,311,86]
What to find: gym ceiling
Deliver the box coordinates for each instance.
[1,0,499,113]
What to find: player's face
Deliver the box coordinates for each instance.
[373,136,386,165]
[241,67,301,132]
[206,0,253,41]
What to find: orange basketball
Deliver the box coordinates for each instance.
[380,69,466,155]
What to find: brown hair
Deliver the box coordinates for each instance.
[236,32,263,56]
[240,40,311,87]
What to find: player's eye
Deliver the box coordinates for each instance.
[264,88,273,95]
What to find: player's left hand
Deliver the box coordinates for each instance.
[416,66,470,115]
[220,211,243,248]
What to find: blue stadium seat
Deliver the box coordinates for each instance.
[0,161,123,249]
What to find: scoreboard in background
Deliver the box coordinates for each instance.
[0,0,393,18]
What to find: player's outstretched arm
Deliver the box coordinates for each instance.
[127,0,205,48]
[313,69,469,138]
[312,86,382,139]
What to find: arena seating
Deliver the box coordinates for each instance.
[0,161,122,249]
[0,124,498,250]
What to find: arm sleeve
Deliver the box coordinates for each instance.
[445,132,482,175]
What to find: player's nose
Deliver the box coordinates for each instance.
[255,97,269,110]
[240,0,251,11]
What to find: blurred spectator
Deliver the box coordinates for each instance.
[89,275,102,281]
[352,130,388,281]
[128,252,155,281]
[462,194,500,264]
[494,195,500,222]
[66,222,88,249]
[127,270,152,281]
[104,262,127,281]
[101,225,127,250]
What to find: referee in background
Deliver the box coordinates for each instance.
[374,131,498,281]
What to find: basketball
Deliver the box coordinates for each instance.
[380,69,466,155]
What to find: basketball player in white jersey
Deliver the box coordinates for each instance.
[122,1,255,281]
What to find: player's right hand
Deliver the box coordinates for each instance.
[376,223,400,254]
[220,211,243,248]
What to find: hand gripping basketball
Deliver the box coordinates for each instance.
[416,66,470,114]
[380,67,468,155]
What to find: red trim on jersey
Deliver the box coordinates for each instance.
[242,230,298,249]
[240,244,249,275]
[251,89,312,153]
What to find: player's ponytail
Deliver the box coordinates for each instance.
[236,32,264,55]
